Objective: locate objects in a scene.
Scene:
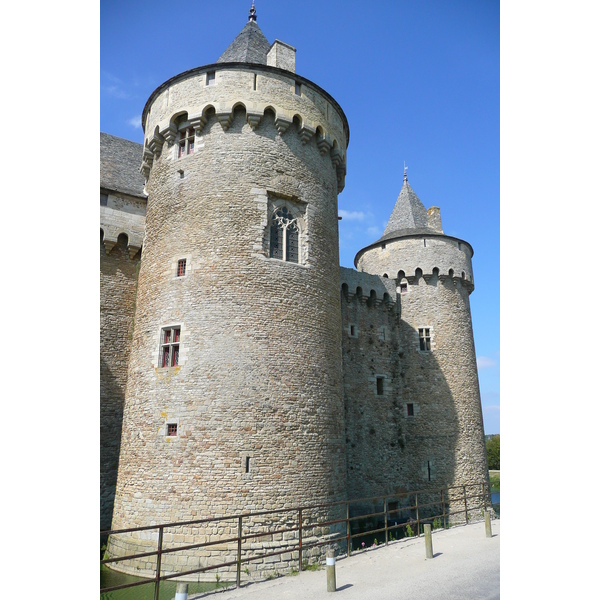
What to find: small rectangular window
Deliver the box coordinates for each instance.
[206,71,216,85]
[407,403,414,417]
[167,423,178,436]
[178,127,195,157]
[100,193,108,206]
[295,81,301,96]
[376,376,384,396]
[419,328,431,351]
[160,326,181,368]
[177,259,187,277]
[245,456,250,473]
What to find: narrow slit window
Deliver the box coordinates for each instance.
[407,403,414,417]
[177,259,187,277]
[245,456,250,473]
[253,73,257,90]
[376,376,384,396]
[295,81,302,95]
[427,461,431,481]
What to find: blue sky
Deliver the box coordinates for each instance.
[101,0,500,434]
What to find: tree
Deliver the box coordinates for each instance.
[486,435,500,470]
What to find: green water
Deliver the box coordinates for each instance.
[100,566,232,599]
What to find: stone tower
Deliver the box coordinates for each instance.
[109,6,349,554]
[354,172,489,495]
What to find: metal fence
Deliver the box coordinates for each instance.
[101,482,495,599]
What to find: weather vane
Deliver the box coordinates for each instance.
[249,1,257,21]
[404,162,408,182]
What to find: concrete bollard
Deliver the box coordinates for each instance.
[175,581,188,600]
[485,509,492,538]
[424,524,433,559]
[326,549,336,592]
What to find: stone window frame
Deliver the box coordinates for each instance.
[378,325,388,342]
[347,323,359,338]
[206,70,216,86]
[177,126,195,158]
[153,322,188,369]
[266,195,307,266]
[373,374,387,397]
[399,278,409,294]
[418,326,432,352]
[406,402,416,417]
[163,418,180,440]
[171,255,192,279]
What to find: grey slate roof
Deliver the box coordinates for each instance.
[217,20,271,64]
[382,179,430,236]
[100,132,146,198]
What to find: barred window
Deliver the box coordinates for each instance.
[419,327,431,351]
[178,127,195,157]
[160,326,181,367]
[177,259,187,277]
[167,423,178,436]
[270,206,299,263]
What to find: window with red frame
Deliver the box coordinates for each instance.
[167,423,178,436]
[160,326,180,367]
[177,259,186,277]
[178,127,195,157]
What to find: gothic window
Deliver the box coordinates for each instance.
[178,127,195,157]
[270,206,299,263]
[160,326,181,367]
[419,327,431,351]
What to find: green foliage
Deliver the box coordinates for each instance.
[486,435,500,470]
[405,524,413,538]
[489,472,500,491]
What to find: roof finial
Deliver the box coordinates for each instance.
[249,1,257,21]
[403,162,408,182]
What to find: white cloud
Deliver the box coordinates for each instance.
[127,116,142,129]
[477,356,497,368]
[338,210,366,221]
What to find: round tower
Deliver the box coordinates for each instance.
[108,11,349,573]
[355,172,489,502]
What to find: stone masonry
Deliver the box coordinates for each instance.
[100,10,490,580]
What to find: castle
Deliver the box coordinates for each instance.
[100,5,489,563]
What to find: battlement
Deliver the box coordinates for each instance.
[340,266,397,305]
[356,234,475,291]
[141,64,348,192]
[100,191,146,258]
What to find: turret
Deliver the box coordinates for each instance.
[355,171,489,502]
[109,8,349,577]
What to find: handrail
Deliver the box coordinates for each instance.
[101,482,496,597]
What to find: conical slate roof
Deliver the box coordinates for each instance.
[382,178,430,237]
[217,20,271,64]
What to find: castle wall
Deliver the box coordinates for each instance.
[110,64,349,559]
[339,269,408,502]
[100,190,145,530]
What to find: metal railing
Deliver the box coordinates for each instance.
[101,482,495,598]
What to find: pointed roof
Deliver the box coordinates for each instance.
[382,178,430,237]
[217,19,271,65]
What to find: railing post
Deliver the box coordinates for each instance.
[154,525,163,600]
[298,508,303,572]
[236,515,243,588]
[463,485,469,524]
[415,493,420,536]
[384,497,388,545]
[441,489,446,529]
[175,582,188,600]
[346,502,351,557]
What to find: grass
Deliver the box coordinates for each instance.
[489,470,500,492]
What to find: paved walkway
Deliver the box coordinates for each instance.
[192,519,500,600]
